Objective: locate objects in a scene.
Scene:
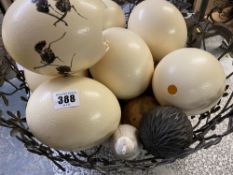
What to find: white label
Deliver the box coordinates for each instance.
[53,91,80,109]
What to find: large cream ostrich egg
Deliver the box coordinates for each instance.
[128,0,187,62]
[152,48,226,115]
[2,0,107,75]
[26,76,121,150]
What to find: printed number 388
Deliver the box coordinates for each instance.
[58,95,75,104]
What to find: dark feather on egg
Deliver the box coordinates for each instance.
[139,106,193,159]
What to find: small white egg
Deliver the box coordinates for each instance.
[152,48,226,115]
[101,0,125,29]
[90,27,154,100]
[2,0,107,75]
[26,76,121,150]
[128,0,187,61]
[112,124,140,160]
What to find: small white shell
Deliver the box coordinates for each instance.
[112,124,140,160]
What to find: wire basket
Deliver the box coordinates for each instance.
[0,0,233,174]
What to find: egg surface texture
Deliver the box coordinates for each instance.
[152,48,225,115]
[90,27,154,100]
[101,0,125,29]
[26,77,121,150]
[24,69,54,91]
[128,0,187,61]
[2,0,107,75]
[24,68,89,91]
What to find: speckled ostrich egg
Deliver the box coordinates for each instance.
[2,0,107,76]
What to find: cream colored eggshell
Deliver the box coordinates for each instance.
[101,0,125,29]
[26,77,121,150]
[128,0,187,61]
[24,69,54,91]
[112,124,140,160]
[2,0,107,76]
[90,28,154,100]
[24,69,89,91]
[152,48,226,115]
[73,70,89,77]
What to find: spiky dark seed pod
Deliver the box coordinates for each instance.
[139,106,193,159]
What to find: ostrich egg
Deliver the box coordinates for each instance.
[152,48,226,115]
[26,76,121,150]
[128,0,187,61]
[24,68,88,91]
[90,27,154,100]
[102,0,125,29]
[2,0,107,76]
